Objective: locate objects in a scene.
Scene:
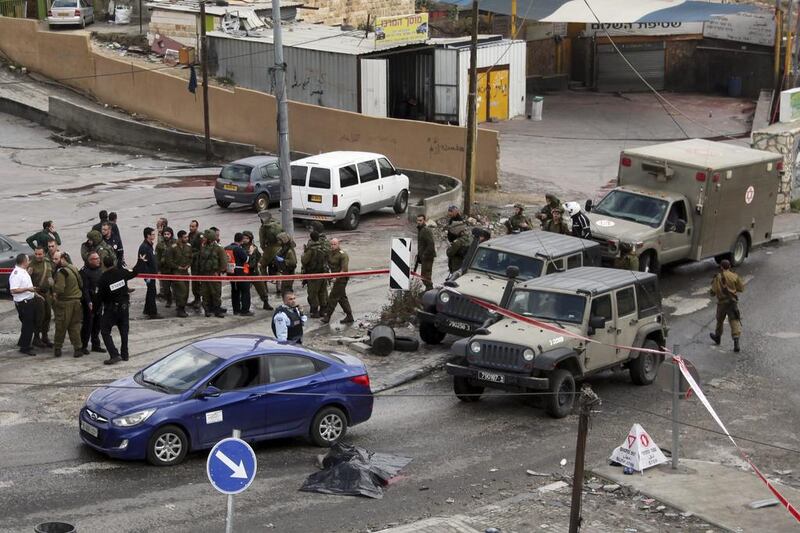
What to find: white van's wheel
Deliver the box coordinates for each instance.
[340,205,360,230]
[393,190,409,214]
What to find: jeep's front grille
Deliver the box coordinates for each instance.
[442,293,490,323]
[474,342,525,372]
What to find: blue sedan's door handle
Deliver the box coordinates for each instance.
[247,393,263,401]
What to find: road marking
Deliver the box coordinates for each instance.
[50,462,122,475]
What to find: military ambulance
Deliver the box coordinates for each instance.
[585,139,781,273]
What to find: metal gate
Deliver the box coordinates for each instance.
[433,48,458,124]
[596,42,665,92]
[360,58,388,117]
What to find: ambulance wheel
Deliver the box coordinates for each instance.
[730,234,749,267]
[639,251,660,275]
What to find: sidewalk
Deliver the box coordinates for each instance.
[592,459,800,533]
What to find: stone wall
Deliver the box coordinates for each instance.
[752,121,800,213]
[297,0,414,26]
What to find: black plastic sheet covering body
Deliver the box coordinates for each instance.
[300,443,413,499]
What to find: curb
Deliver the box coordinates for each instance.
[586,467,736,533]
[771,231,800,244]
[373,353,450,393]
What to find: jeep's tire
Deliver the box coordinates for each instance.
[393,335,420,352]
[730,234,749,267]
[216,199,230,209]
[454,376,483,402]
[419,321,445,345]
[340,205,360,230]
[630,339,662,385]
[393,190,409,214]
[545,369,575,419]
[639,251,660,275]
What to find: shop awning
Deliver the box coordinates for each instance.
[437,0,764,23]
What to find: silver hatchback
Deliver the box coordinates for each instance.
[47,0,94,28]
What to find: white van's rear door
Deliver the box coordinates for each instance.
[291,164,309,210]
[304,166,334,213]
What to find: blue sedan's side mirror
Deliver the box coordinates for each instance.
[197,385,221,399]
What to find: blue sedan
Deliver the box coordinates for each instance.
[79,335,374,466]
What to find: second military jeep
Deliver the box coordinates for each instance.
[445,267,667,418]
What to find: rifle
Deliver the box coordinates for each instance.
[413,255,421,273]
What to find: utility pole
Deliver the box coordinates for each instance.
[510,0,517,39]
[463,0,479,217]
[272,0,294,235]
[775,0,783,89]
[671,345,681,470]
[199,0,212,161]
[785,0,794,90]
[568,386,601,533]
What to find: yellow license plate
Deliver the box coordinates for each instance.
[223,184,237,191]
[58,12,70,16]
[308,194,322,203]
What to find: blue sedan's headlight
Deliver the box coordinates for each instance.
[112,408,156,427]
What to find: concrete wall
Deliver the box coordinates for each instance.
[752,122,800,213]
[405,169,462,222]
[0,17,499,187]
[297,0,414,26]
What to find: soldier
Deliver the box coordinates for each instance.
[188,219,202,309]
[28,246,54,348]
[536,194,562,224]
[52,251,84,358]
[197,229,227,317]
[446,205,465,243]
[242,231,270,310]
[81,230,116,269]
[301,230,329,318]
[165,230,193,318]
[79,252,105,355]
[415,214,436,291]
[274,232,297,293]
[155,226,176,308]
[506,203,533,234]
[710,259,744,353]
[46,238,59,263]
[27,220,61,250]
[446,223,472,274]
[156,218,169,300]
[564,201,592,240]
[321,238,354,324]
[613,242,640,271]
[257,211,283,302]
[543,208,571,235]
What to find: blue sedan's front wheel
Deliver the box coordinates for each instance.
[147,425,189,466]
[310,406,348,447]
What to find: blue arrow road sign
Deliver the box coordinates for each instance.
[207,437,257,495]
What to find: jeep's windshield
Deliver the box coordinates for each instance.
[508,290,586,324]
[469,249,543,280]
[592,190,668,229]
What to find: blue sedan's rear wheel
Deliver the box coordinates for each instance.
[310,406,348,447]
[147,425,188,466]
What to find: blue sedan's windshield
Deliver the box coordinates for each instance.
[140,345,221,392]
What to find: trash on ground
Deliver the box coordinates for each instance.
[299,443,412,499]
[748,498,780,509]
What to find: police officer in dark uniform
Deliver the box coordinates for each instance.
[271,290,307,344]
[98,255,139,365]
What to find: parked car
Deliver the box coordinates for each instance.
[47,0,94,29]
[0,233,29,292]
[214,155,282,212]
[417,232,600,345]
[446,267,666,418]
[291,151,410,230]
[79,335,374,466]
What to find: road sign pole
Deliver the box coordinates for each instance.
[671,345,680,470]
[225,429,241,533]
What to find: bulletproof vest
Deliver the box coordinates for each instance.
[262,222,281,246]
[307,242,326,272]
[272,305,303,342]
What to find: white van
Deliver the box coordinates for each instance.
[290,151,410,230]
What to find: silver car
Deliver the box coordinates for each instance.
[0,234,29,293]
[47,0,94,29]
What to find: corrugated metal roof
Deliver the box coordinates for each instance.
[208,23,417,56]
[624,139,780,169]
[520,266,657,293]
[147,0,302,16]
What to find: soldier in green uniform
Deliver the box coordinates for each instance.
[165,230,193,317]
[543,208,572,235]
[321,238,354,324]
[613,242,640,271]
[188,219,202,309]
[257,211,283,302]
[242,231,270,310]
[274,232,297,293]
[536,194,562,225]
[197,229,227,317]
[446,223,472,274]
[81,230,116,270]
[710,259,744,352]
[52,251,84,358]
[29,246,54,347]
[415,214,436,291]
[301,230,329,318]
[506,203,534,234]
[155,226,176,308]
[27,220,61,250]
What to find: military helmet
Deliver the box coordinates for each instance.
[257,210,272,221]
[307,220,324,234]
[87,230,102,244]
[277,232,290,244]
[449,222,467,236]
[513,203,525,210]
[203,229,216,241]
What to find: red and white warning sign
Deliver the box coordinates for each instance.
[610,423,668,472]
[745,185,755,204]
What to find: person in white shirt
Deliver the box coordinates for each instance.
[271,290,307,344]
[9,253,39,355]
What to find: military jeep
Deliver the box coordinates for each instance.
[417,232,600,345]
[445,267,667,418]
